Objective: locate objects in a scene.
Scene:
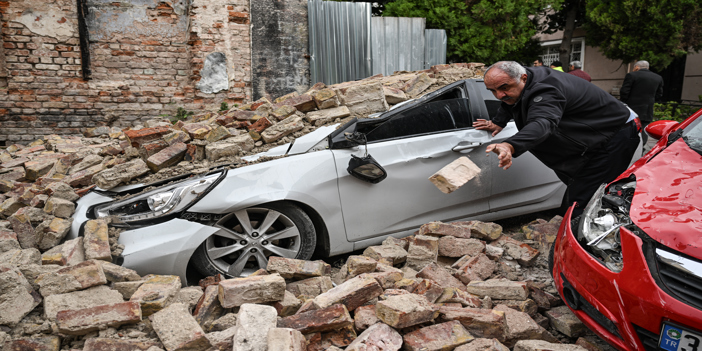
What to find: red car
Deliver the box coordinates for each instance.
[551,107,702,351]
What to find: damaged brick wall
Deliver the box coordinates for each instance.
[0,0,254,146]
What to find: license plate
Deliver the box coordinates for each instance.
[659,323,702,351]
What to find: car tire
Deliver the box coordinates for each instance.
[190,202,316,279]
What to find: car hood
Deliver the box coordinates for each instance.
[242,123,339,162]
[630,138,702,258]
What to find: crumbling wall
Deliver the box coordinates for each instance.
[251,0,309,101]
[0,0,253,145]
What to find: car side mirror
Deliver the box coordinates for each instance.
[645,120,680,140]
[347,154,387,184]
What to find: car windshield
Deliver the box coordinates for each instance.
[683,116,702,153]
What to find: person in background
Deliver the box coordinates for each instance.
[549,61,564,72]
[567,61,591,82]
[620,60,663,146]
[473,61,640,216]
[533,58,544,67]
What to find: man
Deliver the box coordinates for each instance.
[473,61,640,216]
[620,60,663,145]
[567,61,591,82]
[533,58,544,67]
[549,61,564,72]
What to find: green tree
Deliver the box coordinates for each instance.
[584,0,702,69]
[384,0,561,64]
[540,0,586,69]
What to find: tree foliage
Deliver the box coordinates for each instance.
[584,0,702,69]
[383,0,561,64]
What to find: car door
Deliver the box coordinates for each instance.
[332,90,494,242]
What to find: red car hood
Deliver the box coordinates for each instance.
[629,138,702,258]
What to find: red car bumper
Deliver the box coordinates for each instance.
[552,206,702,351]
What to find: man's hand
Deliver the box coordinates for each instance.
[473,119,503,136]
[486,142,515,170]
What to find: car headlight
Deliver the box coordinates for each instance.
[94,172,222,224]
[577,180,637,272]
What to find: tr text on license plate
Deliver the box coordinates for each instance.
[660,323,702,351]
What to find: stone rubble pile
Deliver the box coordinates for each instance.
[0,214,609,351]
[0,63,608,350]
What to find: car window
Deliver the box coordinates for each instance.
[365,98,471,142]
[683,117,702,152]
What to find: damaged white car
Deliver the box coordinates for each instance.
[69,79,566,285]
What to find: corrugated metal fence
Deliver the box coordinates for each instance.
[308,0,446,85]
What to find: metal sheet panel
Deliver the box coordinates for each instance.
[371,17,426,76]
[425,29,447,69]
[308,0,371,85]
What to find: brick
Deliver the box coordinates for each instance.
[163,130,191,145]
[64,164,104,187]
[439,305,506,339]
[412,278,445,303]
[354,304,379,331]
[124,126,171,147]
[362,244,407,265]
[9,207,42,249]
[278,303,353,334]
[182,123,212,140]
[439,236,485,258]
[304,105,350,126]
[436,287,482,308]
[139,139,168,159]
[130,275,181,316]
[0,266,42,326]
[113,280,146,300]
[25,158,57,181]
[466,279,528,300]
[402,72,436,97]
[347,255,377,277]
[205,136,253,161]
[345,322,403,351]
[69,154,104,175]
[0,167,26,181]
[311,275,383,311]
[37,259,107,297]
[492,236,540,266]
[1,197,26,218]
[496,299,538,317]
[1,156,30,169]
[261,116,305,143]
[460,253,496,280]
[494,304,542,346]
[2,336,60,351]
[274,94,316,113]
[233,304,278,351]
[83,219,111,261]
[41,237,85,266]
[455,338,510,351]
[418,262,467,292]
[273,290,302,317]
[99,260,141,282]
[419,221,473,238]
[0,231,21,252]
[147,142,187,172]
[267,328,307,351]
[218,273,285,308]
[310,88,340,109]
[406,235,439,271]
[149,303,211,351]
[0,247,41,267]
[43,285,124,320]
[271,105,297,121]
[92,158,150,189]
[285,276,334,297]
[42,196,75,218]
[514,340,587,351]
[333,81,389,118]
[384,86,408,104]
[57,301,141,335]
[376,293,438,328]
[403,320,473,351]
[306,325,357,351]
[83,338,159,351]
[429,156,481,194]
[266,256,331,279]
[545,305,588,338]
[452,221,503,241]
[193,285,225,331]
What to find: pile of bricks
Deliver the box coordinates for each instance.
[0,216,600,351]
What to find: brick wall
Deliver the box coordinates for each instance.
[0,0,254,145]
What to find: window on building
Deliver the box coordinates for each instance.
[539,39,584,67]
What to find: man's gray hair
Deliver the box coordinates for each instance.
[570,61,582,69]
[485,61,527,82]
[634,60,650,69]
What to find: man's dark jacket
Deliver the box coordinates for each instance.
[620,69,663,123]
[492,67,630,181]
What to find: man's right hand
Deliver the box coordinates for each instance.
[473,119,503,137]
[486,142,515,170]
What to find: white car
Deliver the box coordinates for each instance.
[69,79,567,285]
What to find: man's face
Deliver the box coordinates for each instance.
[569,65,575,71]
[485,69,527,105]
[533,61,542,67]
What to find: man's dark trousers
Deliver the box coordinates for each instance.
[558,121,640,217]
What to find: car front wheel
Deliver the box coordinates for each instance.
[190,202,316,279]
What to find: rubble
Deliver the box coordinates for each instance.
[0,64,607,351]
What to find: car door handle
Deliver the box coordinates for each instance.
[452,142,482,152]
